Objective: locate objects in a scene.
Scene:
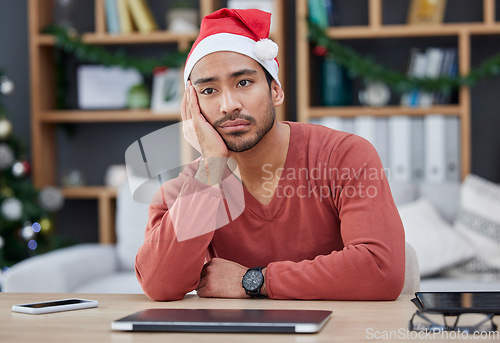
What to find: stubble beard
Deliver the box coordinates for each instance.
[215,100,276,153]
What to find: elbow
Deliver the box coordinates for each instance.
[135,267,192,302]
[144,287,187,302]
[370,262,405,301]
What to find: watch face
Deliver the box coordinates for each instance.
[242,269,263,292]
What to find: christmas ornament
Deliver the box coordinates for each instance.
[27,239,38,250]
[0,117,13,140]
[0,144,14,170]
[0,76,14,95]
[39,217,53,233]
[12,161,28,178]
[32,222,42,233]
[0,186,14,198]
[21,222,35,241]
[39,186,64,212]
[1,197,23,221]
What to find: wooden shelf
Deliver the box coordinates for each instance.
[62,186,117,199]
[309,105,462,118]
[40,109,180,123]
[36,31,198,46]
[326,23,500,39]
[29,0,288,244]
[295,0,493,180]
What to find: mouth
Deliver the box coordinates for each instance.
[218,119,251,133]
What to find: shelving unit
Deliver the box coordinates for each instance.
[296,0,499,181]
[28,0,287,243]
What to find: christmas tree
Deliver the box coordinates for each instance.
[0,69,65,269]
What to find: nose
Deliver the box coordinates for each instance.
[219,89,242,115]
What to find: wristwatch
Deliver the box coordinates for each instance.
[242,267,265,298]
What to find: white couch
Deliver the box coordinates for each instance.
[390,178,500,292]
[1,182,148,293]
[2,176,499,294]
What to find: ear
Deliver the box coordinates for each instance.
[271,80,284,107]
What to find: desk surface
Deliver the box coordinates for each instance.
[1,293,499,342]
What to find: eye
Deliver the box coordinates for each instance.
[238,79,252,87]
[200,88,216,95]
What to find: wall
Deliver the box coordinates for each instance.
[0,0,499,244]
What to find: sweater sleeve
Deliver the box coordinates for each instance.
[135,161,244,301]
[265,135,406,301]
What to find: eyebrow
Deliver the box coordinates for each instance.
[192,69,258,86]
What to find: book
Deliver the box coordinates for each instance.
[308,0,329,28]
[324,0,338,27]
[419,47,444,107]
[401,48,428,107]
[116,0,134,34]
[126,0,158,33]
[105,0,121,34]
[321,57,352,106]
[434,48,457,104]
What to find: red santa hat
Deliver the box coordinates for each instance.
[183,8,280,87]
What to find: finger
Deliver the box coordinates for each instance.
[197,275,207,290]
[200,261,210,278]
[186,81,194,121]
[189,84,205,125]
[180,89,188,122]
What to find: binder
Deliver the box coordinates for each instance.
[375,117,389,169]
[444,116,460,182]
[388,116,412,182]
[410,117,425,183]
[320,116,343,131]
[354,116,376,146]
[424,114,446,182]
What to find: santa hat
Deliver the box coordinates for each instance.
[183,8,280,87]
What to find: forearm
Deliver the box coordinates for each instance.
[136,173,225,300]
[265,241,405,301]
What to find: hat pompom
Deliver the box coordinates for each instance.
[254,38,278,61]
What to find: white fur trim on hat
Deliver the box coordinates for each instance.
[254,39,278,61]
[184,33,280,88]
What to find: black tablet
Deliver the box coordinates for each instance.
[112,308,332,333]
[412,291,500,314]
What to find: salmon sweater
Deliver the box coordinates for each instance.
[135,122,405,301]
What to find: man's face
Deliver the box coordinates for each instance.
[190,51,283,152]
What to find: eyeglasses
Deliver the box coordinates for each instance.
[409,310,498,333]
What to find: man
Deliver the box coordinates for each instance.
[135,8,405,301]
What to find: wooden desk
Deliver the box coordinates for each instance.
[1,293,499,342]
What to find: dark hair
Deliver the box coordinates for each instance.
[260,64,274,89]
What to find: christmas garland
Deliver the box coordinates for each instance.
[308,20,500,93]
[46,23,500,95]
[44,25,189,75]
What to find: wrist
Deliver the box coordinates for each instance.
[195,156,228,186]
[260,267,268,297]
